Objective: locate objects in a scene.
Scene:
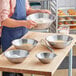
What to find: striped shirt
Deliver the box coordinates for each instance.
[0,0,30,24]
[0,0,30,37]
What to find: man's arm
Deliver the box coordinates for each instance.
[1,18,37,29]
[0,0,36,29]
[26,0,51,15]
[27,8,51,15]
[1,18,26,28]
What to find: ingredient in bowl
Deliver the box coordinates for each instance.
[32,18,53,29]
[34,18,52,24]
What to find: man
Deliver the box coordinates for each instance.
[0,0,51,76]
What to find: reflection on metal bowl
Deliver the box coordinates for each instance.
[36,52,56,64]
[27,13,55,30]
[12,39,38,51]
[4,50,29,63]
[46,35,73,49]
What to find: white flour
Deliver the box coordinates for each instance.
[34,18,53,29]
[35,18,52,24]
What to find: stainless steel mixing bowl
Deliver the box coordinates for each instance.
[12,39,38,51]
[27,13,55,30]
[36,52,56,64]
[4,50,29,63]
[46,35,73,49]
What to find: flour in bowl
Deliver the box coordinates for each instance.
[35,18,52,24]
[33,18,53,29]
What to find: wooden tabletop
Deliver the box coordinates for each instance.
[0,32,76,76]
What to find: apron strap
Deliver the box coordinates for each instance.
[1,0,28,52]
[11,0,26,20]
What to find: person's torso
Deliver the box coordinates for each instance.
[2,0,28,34]
[9,0,29,17]
[11,0,26,20]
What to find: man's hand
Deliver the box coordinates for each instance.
[27,8,51,15]
[24,20,37,29]
[38,9,51,14]
[1,18,37,29]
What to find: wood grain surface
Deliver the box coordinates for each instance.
[0,32,76,76]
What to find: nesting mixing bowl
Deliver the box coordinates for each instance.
[4,50,29,63]
[36,52,56,64]
[12,39,38,51]
[27,13,55,30]
[46,35,73,49]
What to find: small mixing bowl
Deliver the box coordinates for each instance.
[36,52,56,64]
[46,35,73,49]
[4,50,29,63]
[12,39,38,51]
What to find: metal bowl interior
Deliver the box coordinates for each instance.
[12,39,38,50]
[4,50,29,63]
[36,52,56,64]
[27,13,55,29]
[4,50,29,58]
[27,13,55,21]
[36,52,56,59]
[12,39,38,46]
[46,35,73,48]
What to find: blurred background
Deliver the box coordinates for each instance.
[0,0,76,76]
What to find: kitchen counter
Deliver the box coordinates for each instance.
[0,31,76,76]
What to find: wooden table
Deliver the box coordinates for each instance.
[0,32,76,76]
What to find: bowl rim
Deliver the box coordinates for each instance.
[4,50,29,59]
[36,52,56,59]
[26,13,56,21]
[45,34,73,42]
[12,38,38,46]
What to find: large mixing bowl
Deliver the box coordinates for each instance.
[27,13,55,30]
[46,35,73,49]
[4,50,29,63]
[12,39,38,51]
[36,52,56,64]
